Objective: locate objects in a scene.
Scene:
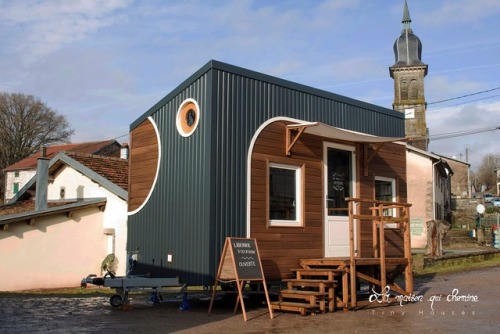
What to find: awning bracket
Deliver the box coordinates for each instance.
[285,122,319,156]
[364,143,386,176]
[286,126,307,156]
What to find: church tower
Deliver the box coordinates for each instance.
[390,0,428,151]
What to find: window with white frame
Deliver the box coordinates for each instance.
[269,163,302,226]
[375,176,397,227]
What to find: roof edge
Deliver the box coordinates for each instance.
[130,60,215,130]
[0,198,107,225]
[130,59,402,131]
[54,153,128,200]
[8,152,128,204]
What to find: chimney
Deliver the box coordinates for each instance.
[120,143,129,160]
[35,145,50,211]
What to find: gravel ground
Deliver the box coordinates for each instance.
[1,265,499,334]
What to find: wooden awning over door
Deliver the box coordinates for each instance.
[285,120,411,176]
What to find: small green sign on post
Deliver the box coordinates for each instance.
[410,218,424,236]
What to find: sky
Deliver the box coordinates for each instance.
[0,0,499,170]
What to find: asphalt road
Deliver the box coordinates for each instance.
[1,265,499,333]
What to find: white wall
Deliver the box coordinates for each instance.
[0,208,106,291]
[4,170,36,202]
[47,166,128,276]
[407,150,451,249]
[407,152,432,249]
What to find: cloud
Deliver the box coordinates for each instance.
[422,0,500,26]
[0,0,496,164]
[426,76,483,102]
[0,0,132,61]
[427,101,500,166]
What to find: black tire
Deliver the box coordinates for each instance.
[110,294,123,307]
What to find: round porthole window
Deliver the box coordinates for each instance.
[176,98,200,137]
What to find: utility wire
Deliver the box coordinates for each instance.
[109,89,500,144]
[427,86,500,105]
[428,94,500,111]
[429,126,500,141]
[113,133,129,141]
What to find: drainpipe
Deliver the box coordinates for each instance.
[35,145,49,211]
[432,159,440,221]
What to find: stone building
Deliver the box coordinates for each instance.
[390,0,428,151]
[438,155,471,199]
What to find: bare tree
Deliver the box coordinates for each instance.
[0,92,74,174]
[475,153,500,192]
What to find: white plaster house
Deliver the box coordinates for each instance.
[3,140,122,202]
[0,150,128,291]
[406,145,453,249]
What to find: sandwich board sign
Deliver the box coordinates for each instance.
[208,237,273,321]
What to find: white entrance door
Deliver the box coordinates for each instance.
[324,143,356,257]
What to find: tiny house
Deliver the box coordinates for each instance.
[127,60,409,288]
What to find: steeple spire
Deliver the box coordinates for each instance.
[402,0,411,31]
[392,0,424,67]
[390,0,429,151]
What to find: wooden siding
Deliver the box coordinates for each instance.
[357,142,407,258]
[128,119,159,212]
[250,121,408,280]
[251,121,323,280]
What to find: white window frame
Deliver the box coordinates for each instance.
[268,162,303,227]
[375,176,397,228]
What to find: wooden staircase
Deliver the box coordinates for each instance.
[271,198,414,315]
[270,267,340,315]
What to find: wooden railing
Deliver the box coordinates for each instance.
[346,198,413,305]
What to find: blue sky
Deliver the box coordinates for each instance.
[0,0,499,169]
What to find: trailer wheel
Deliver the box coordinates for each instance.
[110,294,123,307]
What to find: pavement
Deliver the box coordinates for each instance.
[1,264,499,333]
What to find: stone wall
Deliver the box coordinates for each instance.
[442,157,470,198]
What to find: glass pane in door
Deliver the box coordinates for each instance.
[327,148,352,216]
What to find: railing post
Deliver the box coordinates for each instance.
[372,205,379,258]
[403,205,413,294]
[348,199,357,308]
[378,204,387,295]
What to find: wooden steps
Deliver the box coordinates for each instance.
[271,290,326,316]
[270,301,317,316]
[272,199,414,313]
[284,279,336,312]
[271,268,340,315]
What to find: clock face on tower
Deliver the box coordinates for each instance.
[404,108,415,119]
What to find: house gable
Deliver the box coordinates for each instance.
[3,140,122,202]
[8,152,128,204]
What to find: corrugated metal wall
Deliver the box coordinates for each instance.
[209,65,403,283]
[128,60,404,286]
[127,72,214,284]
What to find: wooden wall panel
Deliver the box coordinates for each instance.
[358,142,407,257]
[128,119,159,212]
[250,121,408,280]
[250,121,324,280]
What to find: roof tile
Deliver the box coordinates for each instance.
[65,152,129,191]
[4,140,119,171]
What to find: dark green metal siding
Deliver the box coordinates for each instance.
[128,60,404,286]
[127,72,214,284]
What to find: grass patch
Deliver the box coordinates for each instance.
[0,285,199,297]
[412,254,500,277]
[0,286,115,297]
